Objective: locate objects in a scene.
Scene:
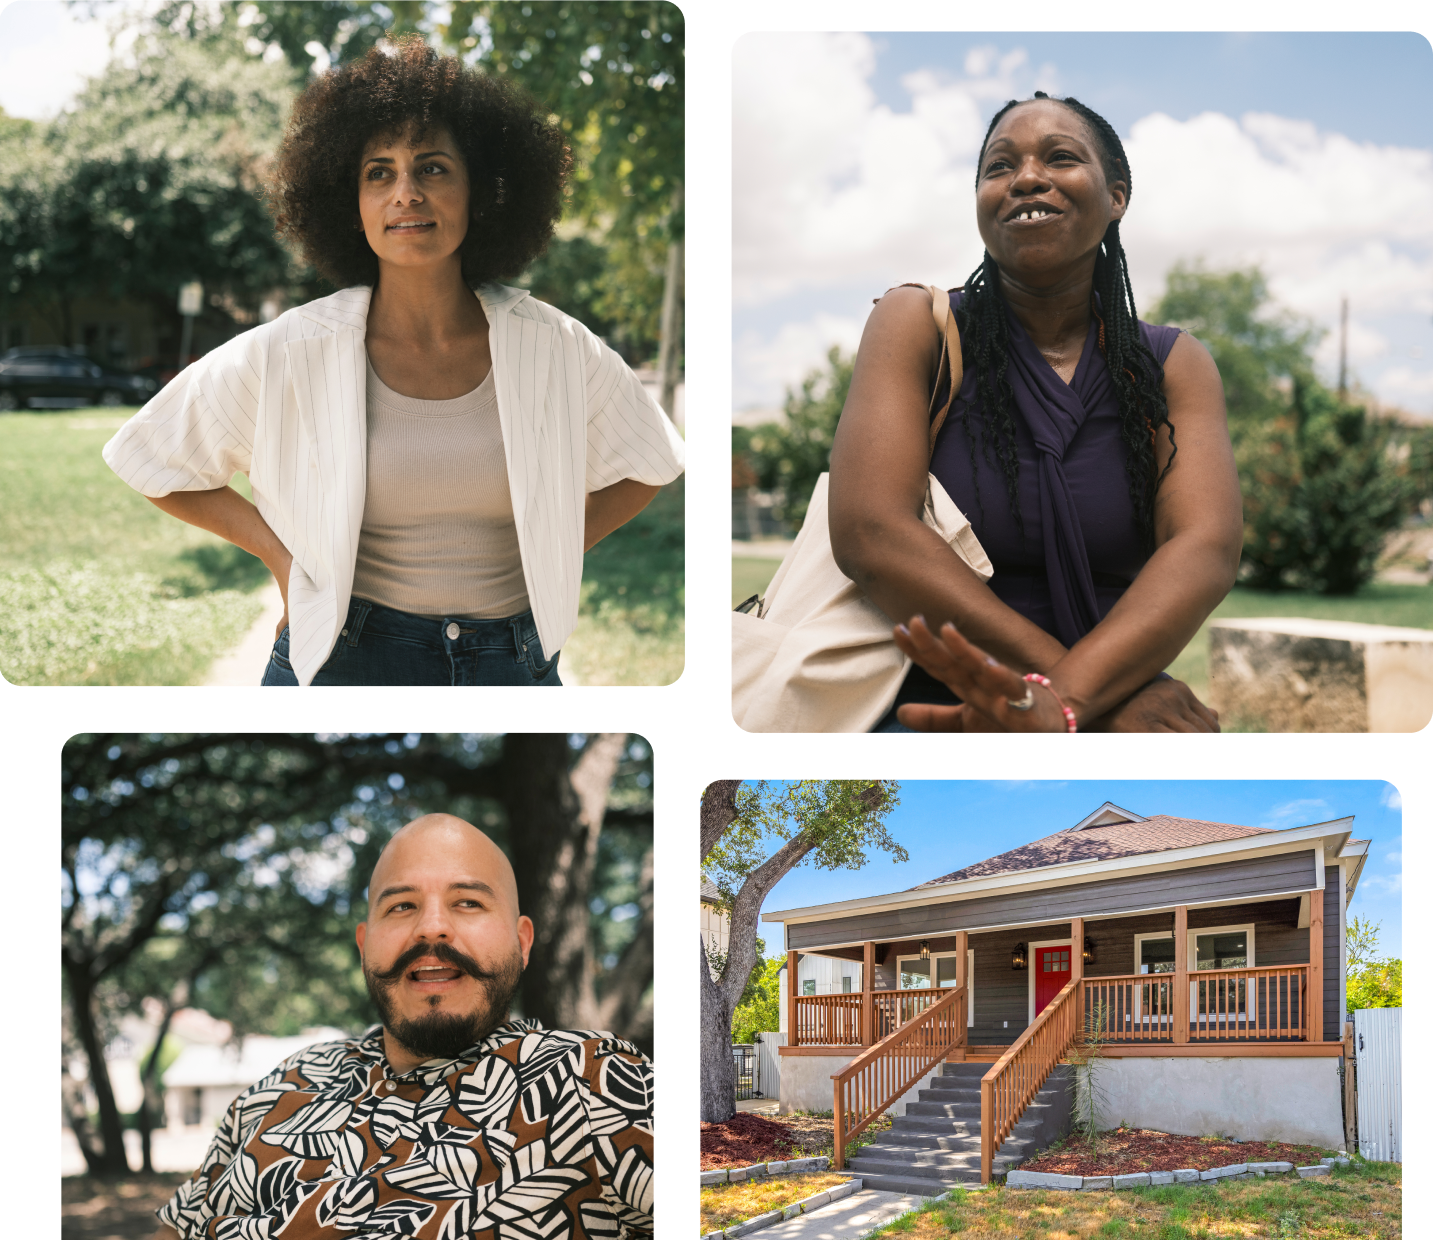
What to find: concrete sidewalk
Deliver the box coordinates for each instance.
[753,1188,934,1240]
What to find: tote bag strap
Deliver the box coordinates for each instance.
[882,283,964,457]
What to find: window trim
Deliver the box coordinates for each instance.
[894,949,975,1027]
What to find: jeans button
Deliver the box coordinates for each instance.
[445,622,460,640]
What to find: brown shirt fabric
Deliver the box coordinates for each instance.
[157,1020,653,1238]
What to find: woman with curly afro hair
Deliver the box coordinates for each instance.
[105,37,684,687]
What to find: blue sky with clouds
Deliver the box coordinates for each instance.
[734,32,1433,417]
[758,780,1403,959]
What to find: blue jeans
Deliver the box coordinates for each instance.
[261,598,562,686]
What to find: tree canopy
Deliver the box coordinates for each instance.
[1346,915,1402,1011]
[61,732,653,1174]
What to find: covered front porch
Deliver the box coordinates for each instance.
[784,892,1333,1056]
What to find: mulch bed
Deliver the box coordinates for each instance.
[1021,1128,1331,1176]
[700,1114,802,1169]
[700,1111,891,1170]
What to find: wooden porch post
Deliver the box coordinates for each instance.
[1070,918,1084,985]
[1308,889,1324,1042]
[861,941,875,1047]
[787,949,799,1046]
[1172,906,1189,1045]
[952,931,968,1060]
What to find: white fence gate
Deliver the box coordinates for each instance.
[756,1032,785,1102]
[1354,1007,1401,1161]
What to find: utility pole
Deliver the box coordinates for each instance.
[1338,296,1348,401]
[177,281,203,374]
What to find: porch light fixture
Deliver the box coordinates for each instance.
[1011,942,1027,971]
[1083,937,1096,966]
[920,941,930,960]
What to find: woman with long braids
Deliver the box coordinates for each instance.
[828,93,1241,731]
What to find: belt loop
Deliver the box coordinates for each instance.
[346,599,372,647]
[509,615,528,664]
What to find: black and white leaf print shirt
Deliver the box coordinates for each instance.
[157,1020,654,1239]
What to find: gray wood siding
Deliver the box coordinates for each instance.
[854,900,1313,1043]
[1323,883,1339,1042]
[785,850,1318,951]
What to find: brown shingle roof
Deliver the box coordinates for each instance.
[913,815,1274,888]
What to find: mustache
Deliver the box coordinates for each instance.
[368,940,497,986]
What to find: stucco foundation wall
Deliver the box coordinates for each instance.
[779,1054,941,1117]
[1100,1057,1344,1149]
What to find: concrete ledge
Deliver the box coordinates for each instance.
[701,1157,831,1187]
[1320,1157,1351,1167]
[1007,1160,1321,1192]
[1006,1170,1083,1191]
[1209,618,1432,732]
[1201,1163,1247,1180]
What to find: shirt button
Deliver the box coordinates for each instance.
[385,1081,397,1092]
[446,622,460,640]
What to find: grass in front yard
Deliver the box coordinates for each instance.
[871,1160,1400,1239]
[1,411,685,686]
[733,554,783,607]
[701,1173,855,1233]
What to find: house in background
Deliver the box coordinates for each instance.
[762,802,1368,1188]
[701,877,730,976]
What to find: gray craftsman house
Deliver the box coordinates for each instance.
[762,802,1366,1190]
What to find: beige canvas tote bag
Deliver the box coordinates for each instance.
[732,285,993,733]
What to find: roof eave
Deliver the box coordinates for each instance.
[762,817,1355,925]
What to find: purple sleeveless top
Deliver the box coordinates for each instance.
[900,293,1180,707]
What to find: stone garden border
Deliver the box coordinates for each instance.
[700,1157,863,1239]
[1006,1156,1351,1192]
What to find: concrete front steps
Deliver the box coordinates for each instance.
[845,1062,1073,1196]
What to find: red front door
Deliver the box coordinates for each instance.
[1035,946,1072,1016]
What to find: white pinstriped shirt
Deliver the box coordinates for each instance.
[103,285,685,685]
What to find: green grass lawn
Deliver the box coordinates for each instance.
[1,411,684,686]
[735,548,1429,708]
[873,1159,1400,1239]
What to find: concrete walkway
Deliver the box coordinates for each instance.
[755,1188,933,1240]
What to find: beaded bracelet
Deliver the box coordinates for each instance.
[1023,673,1078,733]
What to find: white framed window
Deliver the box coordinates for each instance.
[1188,923,1256,1026]
[895,950,975,1027]
[1131,924,1257,1026]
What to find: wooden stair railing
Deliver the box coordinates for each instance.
[980,978,1082,1184]
[831,982,967,1169]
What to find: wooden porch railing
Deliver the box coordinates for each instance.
[1080,965,1308,1043]
[792,988,945,1046]
[831,983,967,1169]
[980,978,1081,1184]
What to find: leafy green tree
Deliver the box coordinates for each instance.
[1346,916,1402,1010]
[1153,264,1429,594]
[0,30,296,348]
[733,346,855,531]
[1348,959,1402,1010]
[62,732,653,1175]
[699,780,905,1123]
[731,951,783,1046]
[46,4,684,372]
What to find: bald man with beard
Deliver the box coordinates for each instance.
[155,814,654,1239]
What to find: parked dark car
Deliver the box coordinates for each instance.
[0,347,158,411]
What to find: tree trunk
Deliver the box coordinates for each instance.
[657,184,684,418]
[65,963,131,1175]
[700,939,739,1122]
[61,1060,105,1176]
[137,984,187,1175]
[700,781,741,859]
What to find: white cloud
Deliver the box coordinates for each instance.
[732,312,864,410]
[1380,784,1403,810]
[733,36,1432,411]
[0,1,126,120]
[1255,798,1330,830]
